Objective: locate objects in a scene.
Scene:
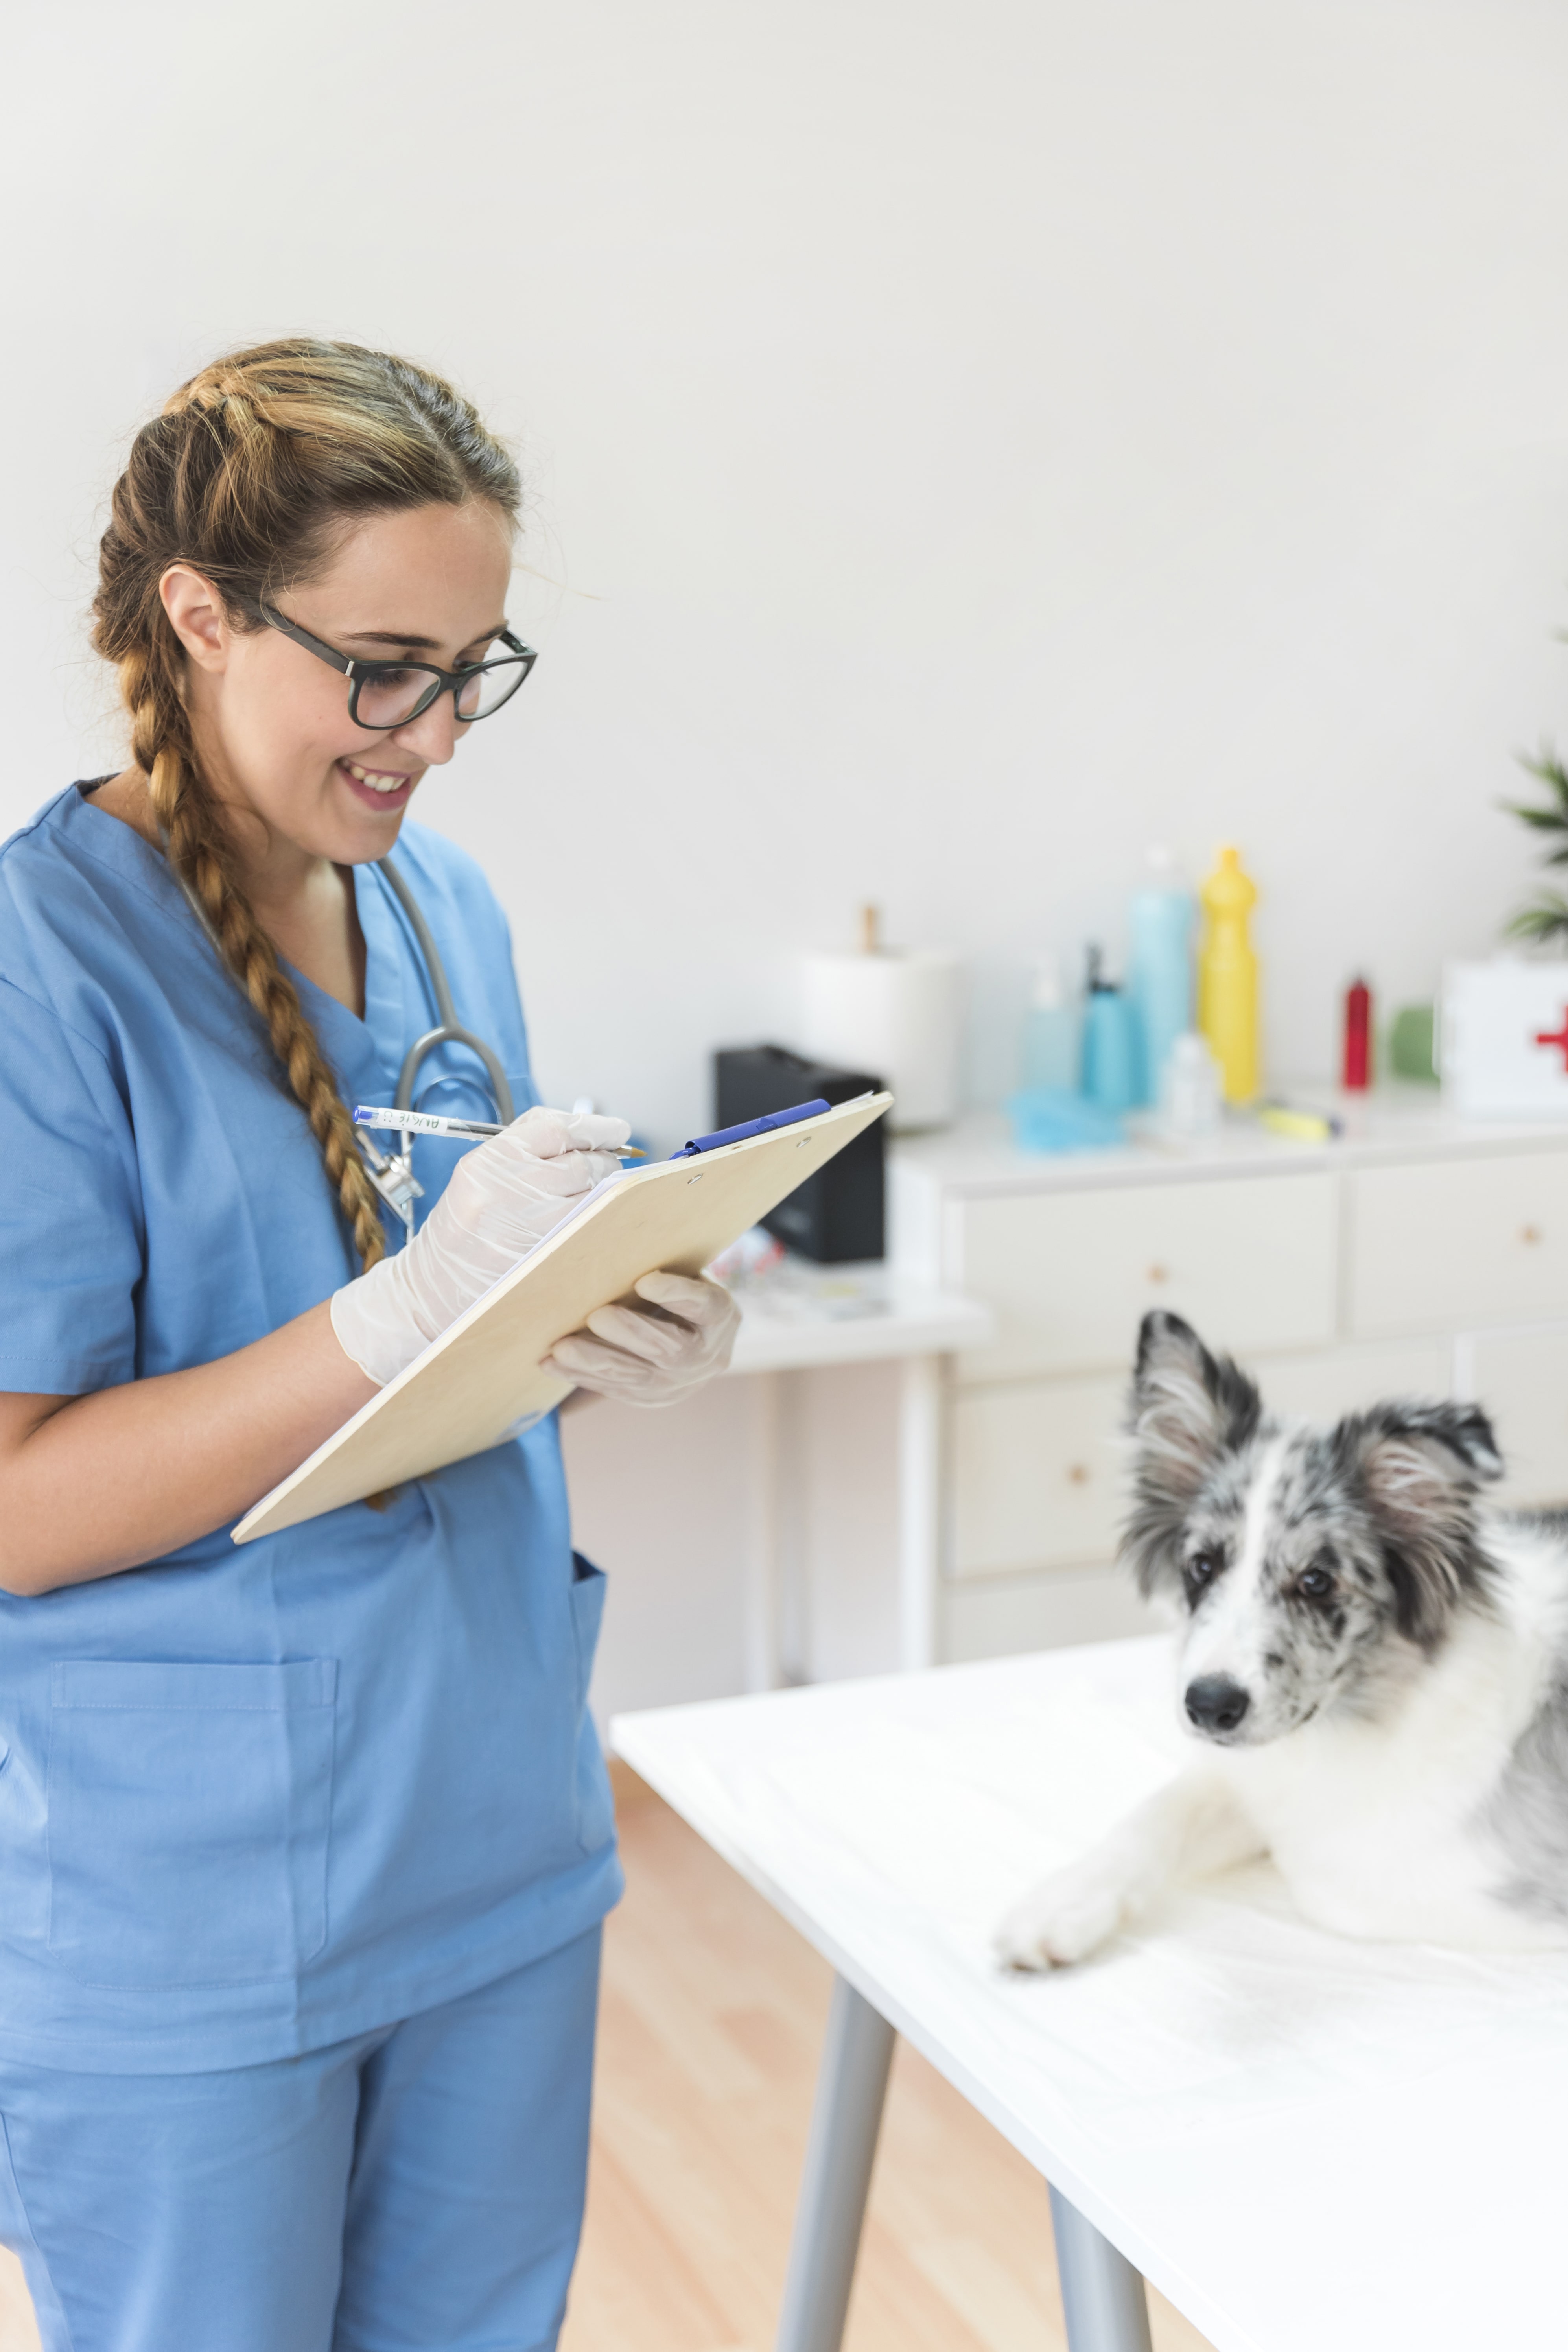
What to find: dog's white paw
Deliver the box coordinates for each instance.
[994,1862,1131,1971]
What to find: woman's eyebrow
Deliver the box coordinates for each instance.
[343,623,507,652]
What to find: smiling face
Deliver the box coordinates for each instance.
[162,498,515,869]
[1122,1312,1504,1747]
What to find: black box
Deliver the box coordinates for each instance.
[714,1045,885,1263]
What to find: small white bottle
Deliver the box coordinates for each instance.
[1020,958,1082,1092]
[1162,1031,1222,1136]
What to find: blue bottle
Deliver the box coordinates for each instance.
[1019,957,1082,1092]
[1080,947,1138,1113]
[1128,848,1196,1107]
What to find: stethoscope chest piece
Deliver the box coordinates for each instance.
[357,1130,426,1236]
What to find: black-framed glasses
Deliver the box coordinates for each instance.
[254,600,537,729]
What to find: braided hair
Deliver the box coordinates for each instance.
[91,341,521,1270]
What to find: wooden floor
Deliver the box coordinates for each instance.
[0,1766,1217,2351]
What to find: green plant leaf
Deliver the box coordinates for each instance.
[1501,737,1568,940]
[1504,894,1568,942]
[1513,745,1568,811]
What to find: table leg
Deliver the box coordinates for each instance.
[774,1974,896,2352]
[774,1368,809,1685]
[744,1371,783,1694]
[1049,2184,1153,2352]
[897,1353,942,1672]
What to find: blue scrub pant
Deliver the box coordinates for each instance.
[0,1926,600,2352]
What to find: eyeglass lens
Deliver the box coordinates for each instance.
[454,660,528,721]
[354,658,529,729]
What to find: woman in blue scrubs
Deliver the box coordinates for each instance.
[0,339,738,2351]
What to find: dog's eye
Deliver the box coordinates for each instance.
[1296,1566,1336,1602]
[1183,1551,1220,1596]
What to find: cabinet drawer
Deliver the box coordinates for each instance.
[1258,1339,1454,1423]
[1469,1327,1568,1507]
[953,1172,1336,1381]
[951,1377,1124,1578]
[1347,1153,1568,1337]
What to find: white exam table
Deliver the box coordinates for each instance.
[613,1636,1568,2351]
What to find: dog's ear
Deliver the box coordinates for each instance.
[1334,1401,1503,1647]
[1127,1311,1262,1500]
[1121,1312,1262,1595]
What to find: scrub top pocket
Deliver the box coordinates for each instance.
[568,1557,615,1857]
[46,1659,337,1989]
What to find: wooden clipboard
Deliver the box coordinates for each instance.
[233,1092,892,1543]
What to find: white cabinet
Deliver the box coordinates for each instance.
[951,1375,1124,1577]
[1467,1326,1568,1508]
[1348,1151,1568,1335]
[1257,1339,1455,1424]
[952,1173,1337,1381]
[891,1108,1568,1661]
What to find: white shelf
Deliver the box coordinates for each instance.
[726,1259,992,1375]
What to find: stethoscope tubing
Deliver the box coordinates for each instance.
[376,856,514,1126]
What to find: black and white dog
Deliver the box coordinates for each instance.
[996,1309,1568,1969]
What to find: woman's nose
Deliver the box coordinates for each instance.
[392,695,466,767]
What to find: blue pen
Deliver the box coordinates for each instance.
[670,1098,833,1158]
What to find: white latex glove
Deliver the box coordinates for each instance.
[542,1270,741,1407]
[332,1107,630,1387]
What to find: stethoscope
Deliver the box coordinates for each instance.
[357,855,514,1238]
[167,842,511,1244]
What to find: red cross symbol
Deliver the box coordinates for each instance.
[1535,1011,1568,1071]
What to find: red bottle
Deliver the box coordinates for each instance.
[1342,977,1372,1091]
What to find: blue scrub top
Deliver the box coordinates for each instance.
[0,786,622,2073]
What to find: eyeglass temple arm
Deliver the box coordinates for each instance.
[256,601,353,674]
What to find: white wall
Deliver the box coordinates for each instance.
[7,0,1568,1150]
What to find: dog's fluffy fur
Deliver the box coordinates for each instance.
[995,1311,1568,1969]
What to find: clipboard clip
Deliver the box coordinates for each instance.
[671,1097,832,1159]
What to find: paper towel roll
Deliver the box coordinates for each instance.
[801,948,965,1131]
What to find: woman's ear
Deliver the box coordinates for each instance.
[158,566,232,676]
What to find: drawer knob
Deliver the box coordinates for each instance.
[1067,1463,1090,1486]
[1522,1224,1544,1246]
[1146,1263,1170,1285]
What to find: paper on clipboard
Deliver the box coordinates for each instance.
[233,1091,892,1543]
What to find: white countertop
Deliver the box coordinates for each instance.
[724,1256,992,1374]
[615,1639,1568,2352]
[891,1088,1568,1196]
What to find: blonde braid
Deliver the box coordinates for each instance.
[121,642,387,1272]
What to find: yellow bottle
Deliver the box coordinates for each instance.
[1198,846,1259,1104]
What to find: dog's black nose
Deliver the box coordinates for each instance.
[1185,1675,1251,1734]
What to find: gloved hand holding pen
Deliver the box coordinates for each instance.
[331,1106,629,1387]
